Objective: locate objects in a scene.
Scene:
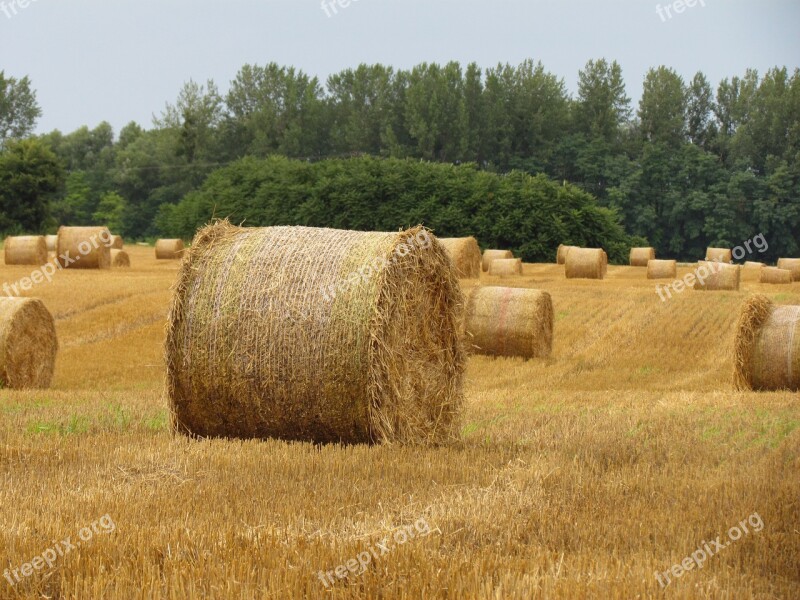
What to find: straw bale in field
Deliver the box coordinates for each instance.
[630,247,655,267]
[693,261,740,291]
[438,237,481,279]
[0,297,57,389]
[56,226,111,269]
[647,259,677,279]
[565,248,606,280]
[482,249,513,272]
[488,258,522,277]
[4,236,48,266]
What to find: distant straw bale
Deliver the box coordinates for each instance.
[647,259,677,279]
[776,258,800,281]
[465,286,553,359]
[630,247,655,267]
[694,261,740,291]
[760,267,792,285]
[565,248,606,280]
[438,237,481,279]
[488,258,523,277]
[557,244,578,265]
[482,249,513,272]
[110,249,130,268]
[56,227,111,269]
[706,248,732,263]
[4,236,48,266]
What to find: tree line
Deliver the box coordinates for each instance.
[0,60,798,261]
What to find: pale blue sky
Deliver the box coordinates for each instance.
[1,0,798,136]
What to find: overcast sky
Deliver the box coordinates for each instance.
[1,0,798,136]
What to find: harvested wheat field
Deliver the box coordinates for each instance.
[0,246,798,599]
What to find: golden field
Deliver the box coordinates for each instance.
[0,246,798,599]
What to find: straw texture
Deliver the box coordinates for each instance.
[156,239,185,260]
[465,286,553,359]
[45,235,58,252]
[556,245,578,265]
[706,248,732,263]
[760,267,792,284]
[733,295,799,391]
[482,249,513,272]
[166,221,466,445]
[0,297,58,389]
[488,258,523,277]
[565,248,606,280]
[438,237,481,279]
[694,262,741,291]
[647,259,677,280]
[777,258,800,281]
[630,247,655,267]
[56,226,111,269]
[110,249,131,268]
[4,236,48,266]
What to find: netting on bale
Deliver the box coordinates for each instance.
[165,221,466,445]
[0,297,58,389]
[733,295,800,391]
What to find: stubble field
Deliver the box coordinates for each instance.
[1,246,798,599]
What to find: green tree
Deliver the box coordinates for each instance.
[0,138,64,233]
[92,192,127,233]
[638,67,687,147]
[0,72,41,145]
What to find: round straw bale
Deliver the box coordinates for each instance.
[155,239,185,260]
[760,267,792,285]
[488,258,523,277]
[45,235,58,252]
[482,249,513,272]
[693,261,741,291]
[706,247,732,263]
[647,259,677,279]
[565,248,606,280]
[557,244,578,265]
[4,236,48,266]
[109,235,124,249]
[110,249,130,268]
[465,286,553,359]
[630,247,655,267]
[776,258,800,281]
[744,261,765,269]
[166,221,466,445]
[0,297,57,389]
[56,226,111,269]
[733,295,800,391]
[437,237,481,279]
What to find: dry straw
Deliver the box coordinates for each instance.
[733,295,799,391]
[165,221,466,445]
[488,258,523,277]
[45,235,58,252]
[482,249,513,272]
[438,237,481,279]
[760,267,792,284]
[776,258,800,281]
[706,247,732,263]
[565,248,606,280]
[647,259,677,279]
[110,235,124,249]
[744,261,765,269]
[56,226,111,269]
[556,244,578,265]
[694,261,741,291]
[4,236,48,266]
[630,247,655,267]
[110,249,131,268]
[465,286,553,359]
[0,297,58,389]
[156,239,185,260]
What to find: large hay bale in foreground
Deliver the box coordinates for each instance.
[556,244,578,265]
[693,262,740,291]
[109,235,124,249]
[482,249,513,272]
[438,237,481,279]
[166,222,466,445]
[56,226,111,269]
[156,239,185,260]
[110,249,130,268]
[0,297,57,389]
[647,259,677,279]
[488,258,523,277]
[465,286,553,359]
[760,267,792,285]
[565,248,606,280]
[630,247,655,267]
[776,258,800,281]
[4,236,48,266]
[706,247,732,263]
[733,295,800,391]
[45,235,58,252]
